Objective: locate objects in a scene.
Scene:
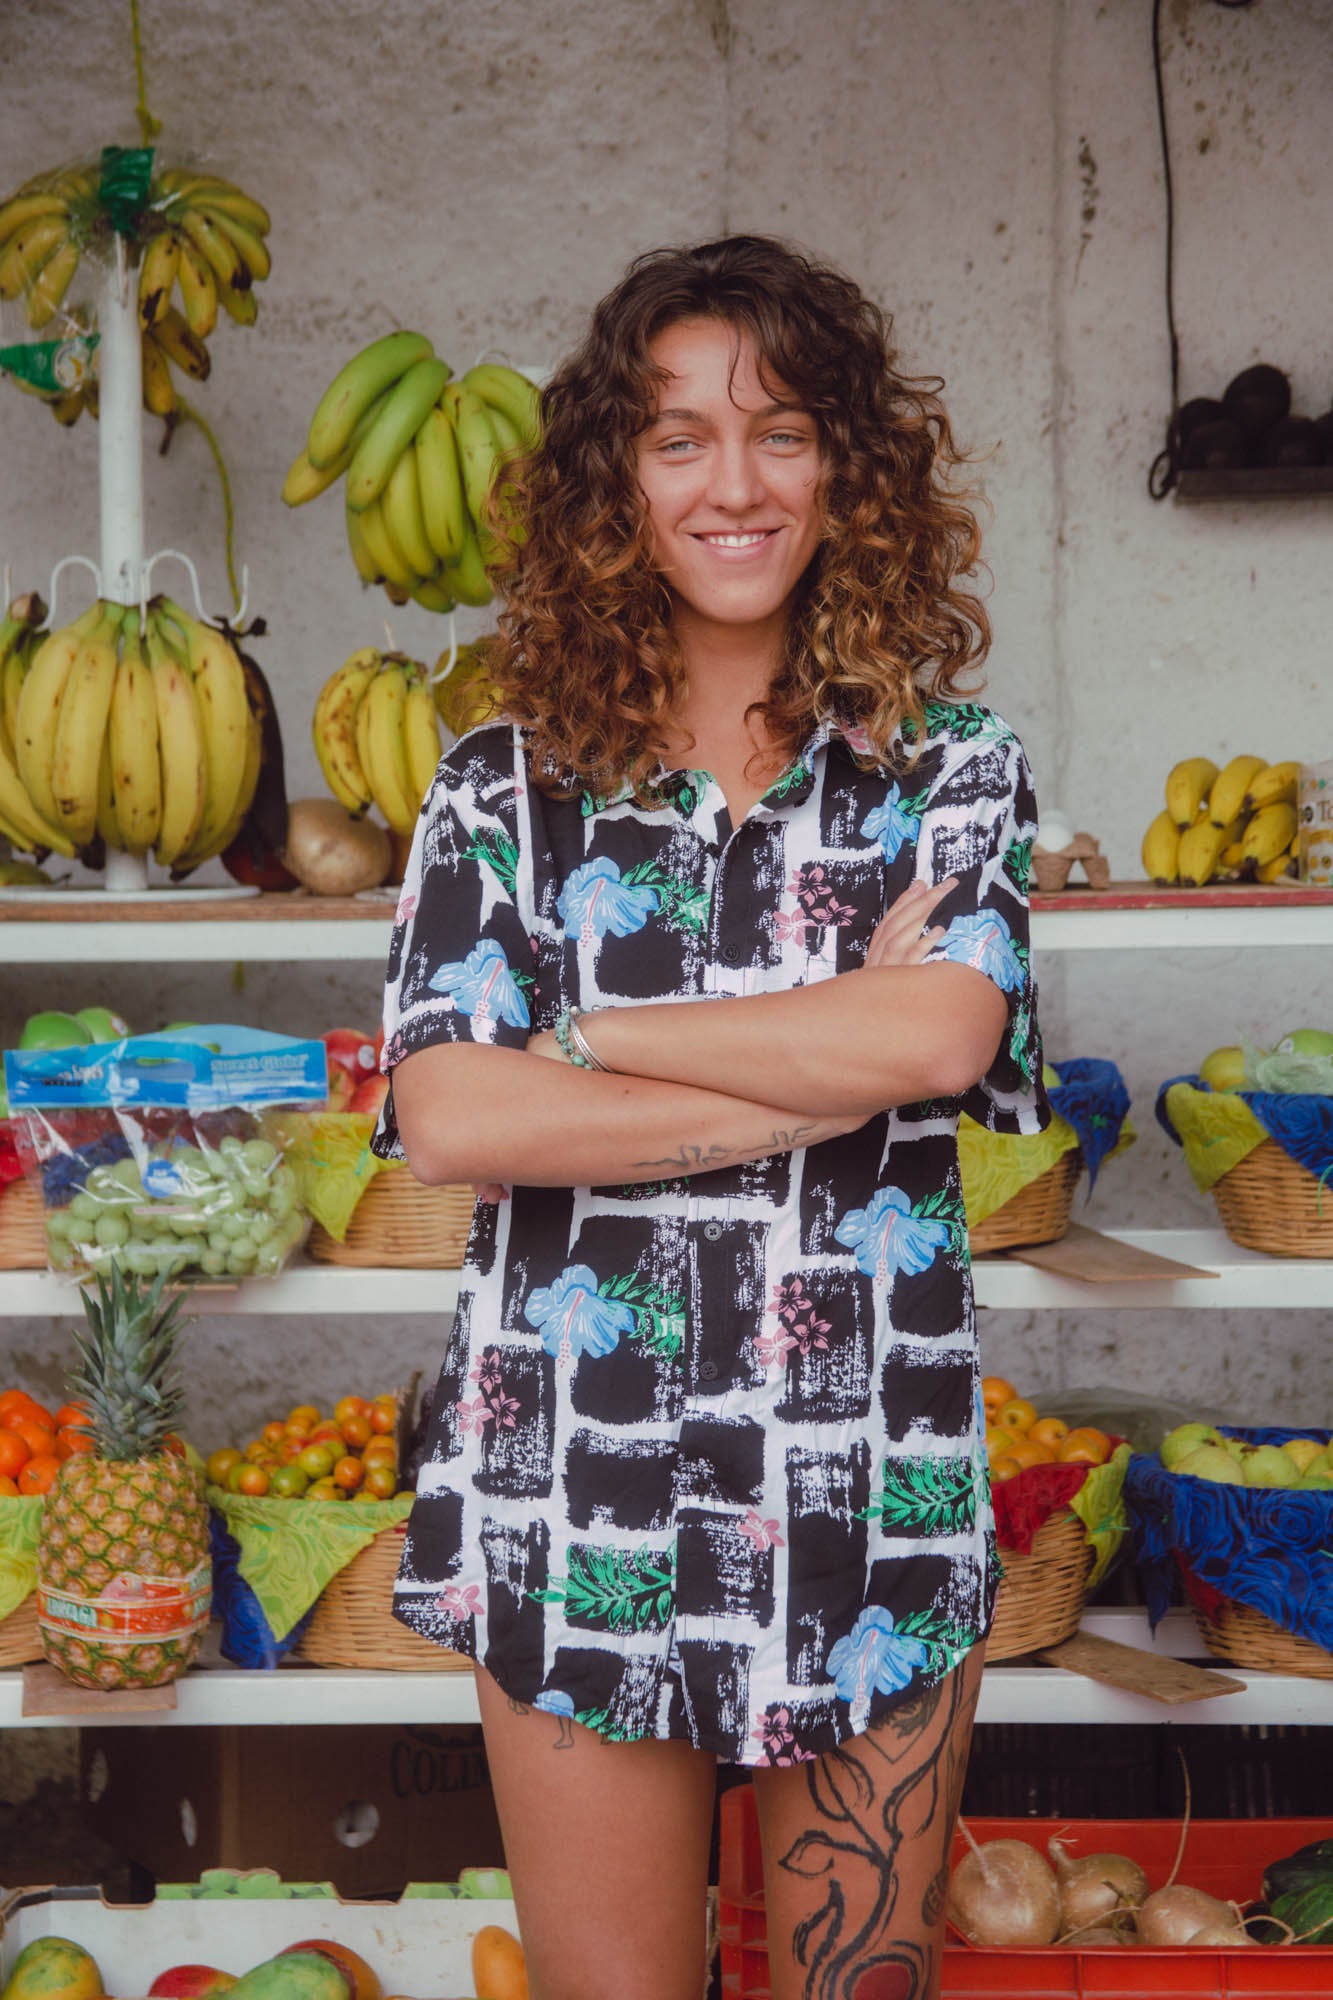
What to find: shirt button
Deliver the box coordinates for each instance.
[720,944,740,964]
[699,1360,719,1380]
[703,1221,724,1241]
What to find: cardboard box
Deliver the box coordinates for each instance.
[80,1723,505,1898]
[0,1883,521,1997]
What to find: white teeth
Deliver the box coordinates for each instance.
[700,531,771,547]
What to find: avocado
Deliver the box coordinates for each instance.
[1262,416,1322,467]
[1181,417,1251,471]
[1222,363,1291,439]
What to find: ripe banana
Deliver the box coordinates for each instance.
[198,205,270,284]
[138,230,180,326]
[382,443,437,581]
[152,304,211,382]
[0,215,68,300]
[0,729,74,856]
[175,234,219,339]
[306,330,436,471]
[95,736,119,851]
[344,502,381,586]
[1256,850,1296,884]
[107,612,163,854]
[414,403,467,564]
[177,208,248,297]
[140,330,179,419]
[1164,756,1219,830]
[15,602,103,825]
[312,647,380,813]
[1244,760,1300,812]
[48,606,122,846]
[1240,800,1298,868]
[1141,808,1180,885]
[1208,754,1268,829]
[215,272,258,327]
[360,664,418,835]
[0,190,69,245]
[159,602,252,857]
[1177,818,1230,887]
[346,357,452,512]
[402,666,443,807]
[25,235,80,329]
[461,362,543,452]
[155,170,272,239]
[144,612,207,865]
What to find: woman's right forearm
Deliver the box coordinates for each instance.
[390,1042,860,1187]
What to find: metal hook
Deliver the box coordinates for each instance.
[47,554,105,625]
[142,550,250,627]
[429,611,460,682]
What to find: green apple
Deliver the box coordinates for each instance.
[1241,1444,1301,1488]
[1174,1443,1246,1484]
[1198,1045,1247,1092]
[1041,1061,1061,1090]
[1282,1437,1324,1473]
[1297,1451,1333,1491]
[1275,1028,1333,1059]
[74,1005,130,1042]
[1160,1421,1226,1470]
[18,1009,93,1051]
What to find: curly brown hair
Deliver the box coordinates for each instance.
[485,234,990,800]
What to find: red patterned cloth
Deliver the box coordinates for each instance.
[1176,1552,1227,1620]
[992,1461,1089,1553]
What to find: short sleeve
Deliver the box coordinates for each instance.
[371,724,534,1163]
[914,716,1049,1135]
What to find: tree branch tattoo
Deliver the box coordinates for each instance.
[631,1125,818,1174]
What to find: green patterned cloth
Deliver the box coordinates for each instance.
[207,1486,414,1641]
[1068,1442,1132,1590]
[1162,1082,1270,1193]
[0,1496,44,1624]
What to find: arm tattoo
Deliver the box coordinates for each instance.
[632,1125,818,1173]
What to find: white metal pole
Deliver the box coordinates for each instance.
[97,244,149,893]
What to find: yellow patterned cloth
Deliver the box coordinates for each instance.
[1161,1082,1270,1193]
[274,1109,391,1242]
[1068,1442,1132,1590]
[0,1496,44,1624]
[207,1486,414,1640]
[960,1115,1136,1225]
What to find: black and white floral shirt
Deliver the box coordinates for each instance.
[373,701,1047,1765]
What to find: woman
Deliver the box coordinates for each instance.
[374,235,1048,2000]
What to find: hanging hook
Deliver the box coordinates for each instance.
[429,611,460,682]
[141,550,249,626]
[47,554,105,625]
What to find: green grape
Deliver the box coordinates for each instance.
[107,1159,144,1193]
[238,1171,270,1202]
[94,1212,131,1249]
[168,1209,208,1237]
[45,1208,76,1242]
[69,1192,100,1223]
[269,1185,295,1224]
[218,1135,244,1159]
[199,1247,227,1277]
[241,1138,278,1171]
[48,1238,77,1273]
[220,1211,250,1241]
[249,1212,276,1245]
[123,1243,159,1277]
[228,1235,258,1266]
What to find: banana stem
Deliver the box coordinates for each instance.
[129,0,162,145]
[177,398,240,615]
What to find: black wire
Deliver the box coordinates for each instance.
[1148,0,1180,498]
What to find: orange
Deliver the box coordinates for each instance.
[0,1475,18,1498]
[18,1454,60,1496]
[1004,1438,1055,1469]
[12,1418,57,1461]
[997,1397,1038,1435]
[362,1463,397,1500]
[236,1463,271,1497]
[333,1455,365,1492]
[53,1402,90,1432]
[368,1400,396,1435]
[0,1391,50,1427]
[287,1403,321,1429]
[1029,1416,1070,1450]
[0,1429,29,1480]
[56,1426,95,1460]
[334,1396,372,1428]
[339,1413,372,1451]
[980,1375,1016,1418]
[1058,1427,1113,1467]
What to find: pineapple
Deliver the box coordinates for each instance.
[37,1265,211,1691]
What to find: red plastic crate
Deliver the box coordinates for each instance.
[719,1788,1333,1998]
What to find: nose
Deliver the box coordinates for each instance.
[704,435,767,514]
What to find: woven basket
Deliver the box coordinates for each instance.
[308,1168,473,1268]
[1211,1139,1333,1259]
[0,1177,46,1271]
[987,1509,1093,1661]
[1193,1596,1333,1681]
[0,1593,44,1668]
[296,1522,473,1671]
[968,1151,1081,1256]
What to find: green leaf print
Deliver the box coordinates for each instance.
[462,828,520,897]
[601,1270,687,1360]
[531,1543,676,1634]
[1003,834,1033,896]
[913,1186,967,1255]
[761,758,809,803]
[623,860,709,936]
[573,1702,637,1741]
[858,1456,977,1538]
[920,700,1013,746]
[896,1601,978,1670]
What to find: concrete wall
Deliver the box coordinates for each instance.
[2,0,1329,1443]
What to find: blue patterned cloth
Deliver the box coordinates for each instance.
[1124,1427,1333,1652]
[1047,1057,1131,1191]
[209,1513,314,1669]
[1157,1076,1333,1190]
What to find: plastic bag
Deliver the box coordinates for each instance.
[3,1026,327,1283]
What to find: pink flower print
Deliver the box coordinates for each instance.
[437,1581,484,1621]
[843,723,874,757]
[455,1394,496,1436]
[771,1278,832,1357]
[773,908,812,945]
[488,1390,521,1429]
[739,1509,785,1552]
[778,865,857,937]
[751,1704,815,1765]
[470,1346,503,1395]
[394,890,418,928]
[754,1326,796,1371]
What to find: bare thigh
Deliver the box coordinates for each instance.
[475,1665,716,2000]
[750,1644,984,2000]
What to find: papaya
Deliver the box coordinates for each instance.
[470,1927,528,2000]
[225,1958,348,2000]
[1,1940,104,2000]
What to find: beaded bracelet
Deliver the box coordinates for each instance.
[554,1007,609,1072]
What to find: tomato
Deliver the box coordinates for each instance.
[339,1413,372,1451]
[244,1439,273,1463]
[362,1463,398,1500]
[56,1426,95,1460]
[368,1401,396,1435]
[18,1454,61,1496]
[298,1443,337,1481]
[0,1430,29,1480]
[309,1421,344,1447]
[287,1404,321,1429]
[334,1396,371,1428]
[269,1464,309,1499]
[304,1477,346,1503]
[333,1455,364,1492]
[261,1420,288,1448]
[236,1464,271,1497]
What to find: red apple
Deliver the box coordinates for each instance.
[281,1943,381,2000]
[322,1029,378,1110]
[348,1073,389,1117]
[149,1969,238,1999]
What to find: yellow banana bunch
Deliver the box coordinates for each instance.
[285,336,543,608]
[311,650,442,835]
[0,162,97,329]
[1143,753,1304,886]
[0,592,82,859]
[140,168,272,337]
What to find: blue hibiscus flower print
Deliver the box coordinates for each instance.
[427,939,530,1032]
[534,1687,577,1747]
[835,1186,951,1281]
[827,1606,931,1729]
[524,1263,637,1366]
[558,857,659,945]
[860,785,918,862]
[931,909,1025,992]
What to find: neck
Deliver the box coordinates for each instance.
[666,597,788,762]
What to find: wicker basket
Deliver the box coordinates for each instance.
[968,1151,1081,1256]
[296,1522,473,1671]
[308,1168,473,1268]
[0,1177,46,1271]
[987,1509,1093,1661]
[1211,1139,1333,1259]
[0,1593,44,1668]
[1193,1596,1333,1681]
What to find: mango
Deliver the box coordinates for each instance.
[226,1959,348,2000]
[1,1940,103,2000]
[471,1927,528,2000]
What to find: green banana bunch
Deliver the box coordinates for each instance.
[285,335,543,609]
[311,649,442,835]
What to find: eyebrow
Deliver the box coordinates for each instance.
[646,401,808,426]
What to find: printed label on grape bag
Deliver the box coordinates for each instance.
[38,1561,212,1642]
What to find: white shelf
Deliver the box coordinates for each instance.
[1030,901,1333,951]
[2,1611,1326,1729]
[0,1231,1324,1316]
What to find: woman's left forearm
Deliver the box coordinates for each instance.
[583,963,1008,1116]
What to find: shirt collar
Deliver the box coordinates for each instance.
[579,715,880,818]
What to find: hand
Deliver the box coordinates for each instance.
[525,1028,566,1063]
[864,875,957,970]
[472,1181,510,1203]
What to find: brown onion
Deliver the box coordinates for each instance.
[1186,1923,1251,1947]
[1048,1838,1149,1931]
[948,1839,1062,1948]
[1138,1885,1235,1945]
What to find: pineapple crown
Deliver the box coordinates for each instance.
[70,1263,190,1462]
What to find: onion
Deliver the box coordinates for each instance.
[1138,1885,1236,1945]
[1048,1839,1149,1931]
[947,1837,1062,1948]
[282,798,391,896]
[1062,1924,1129,1946]
[1186,1923,1251,1947]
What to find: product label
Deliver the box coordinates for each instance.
[1299,761,1333,885]
[37,1560,212,1643]
[142,1158,183,1198]
[0,332,98,397]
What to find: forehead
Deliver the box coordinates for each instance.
[645,317,793,412]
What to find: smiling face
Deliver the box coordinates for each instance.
[634,316,824,642]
